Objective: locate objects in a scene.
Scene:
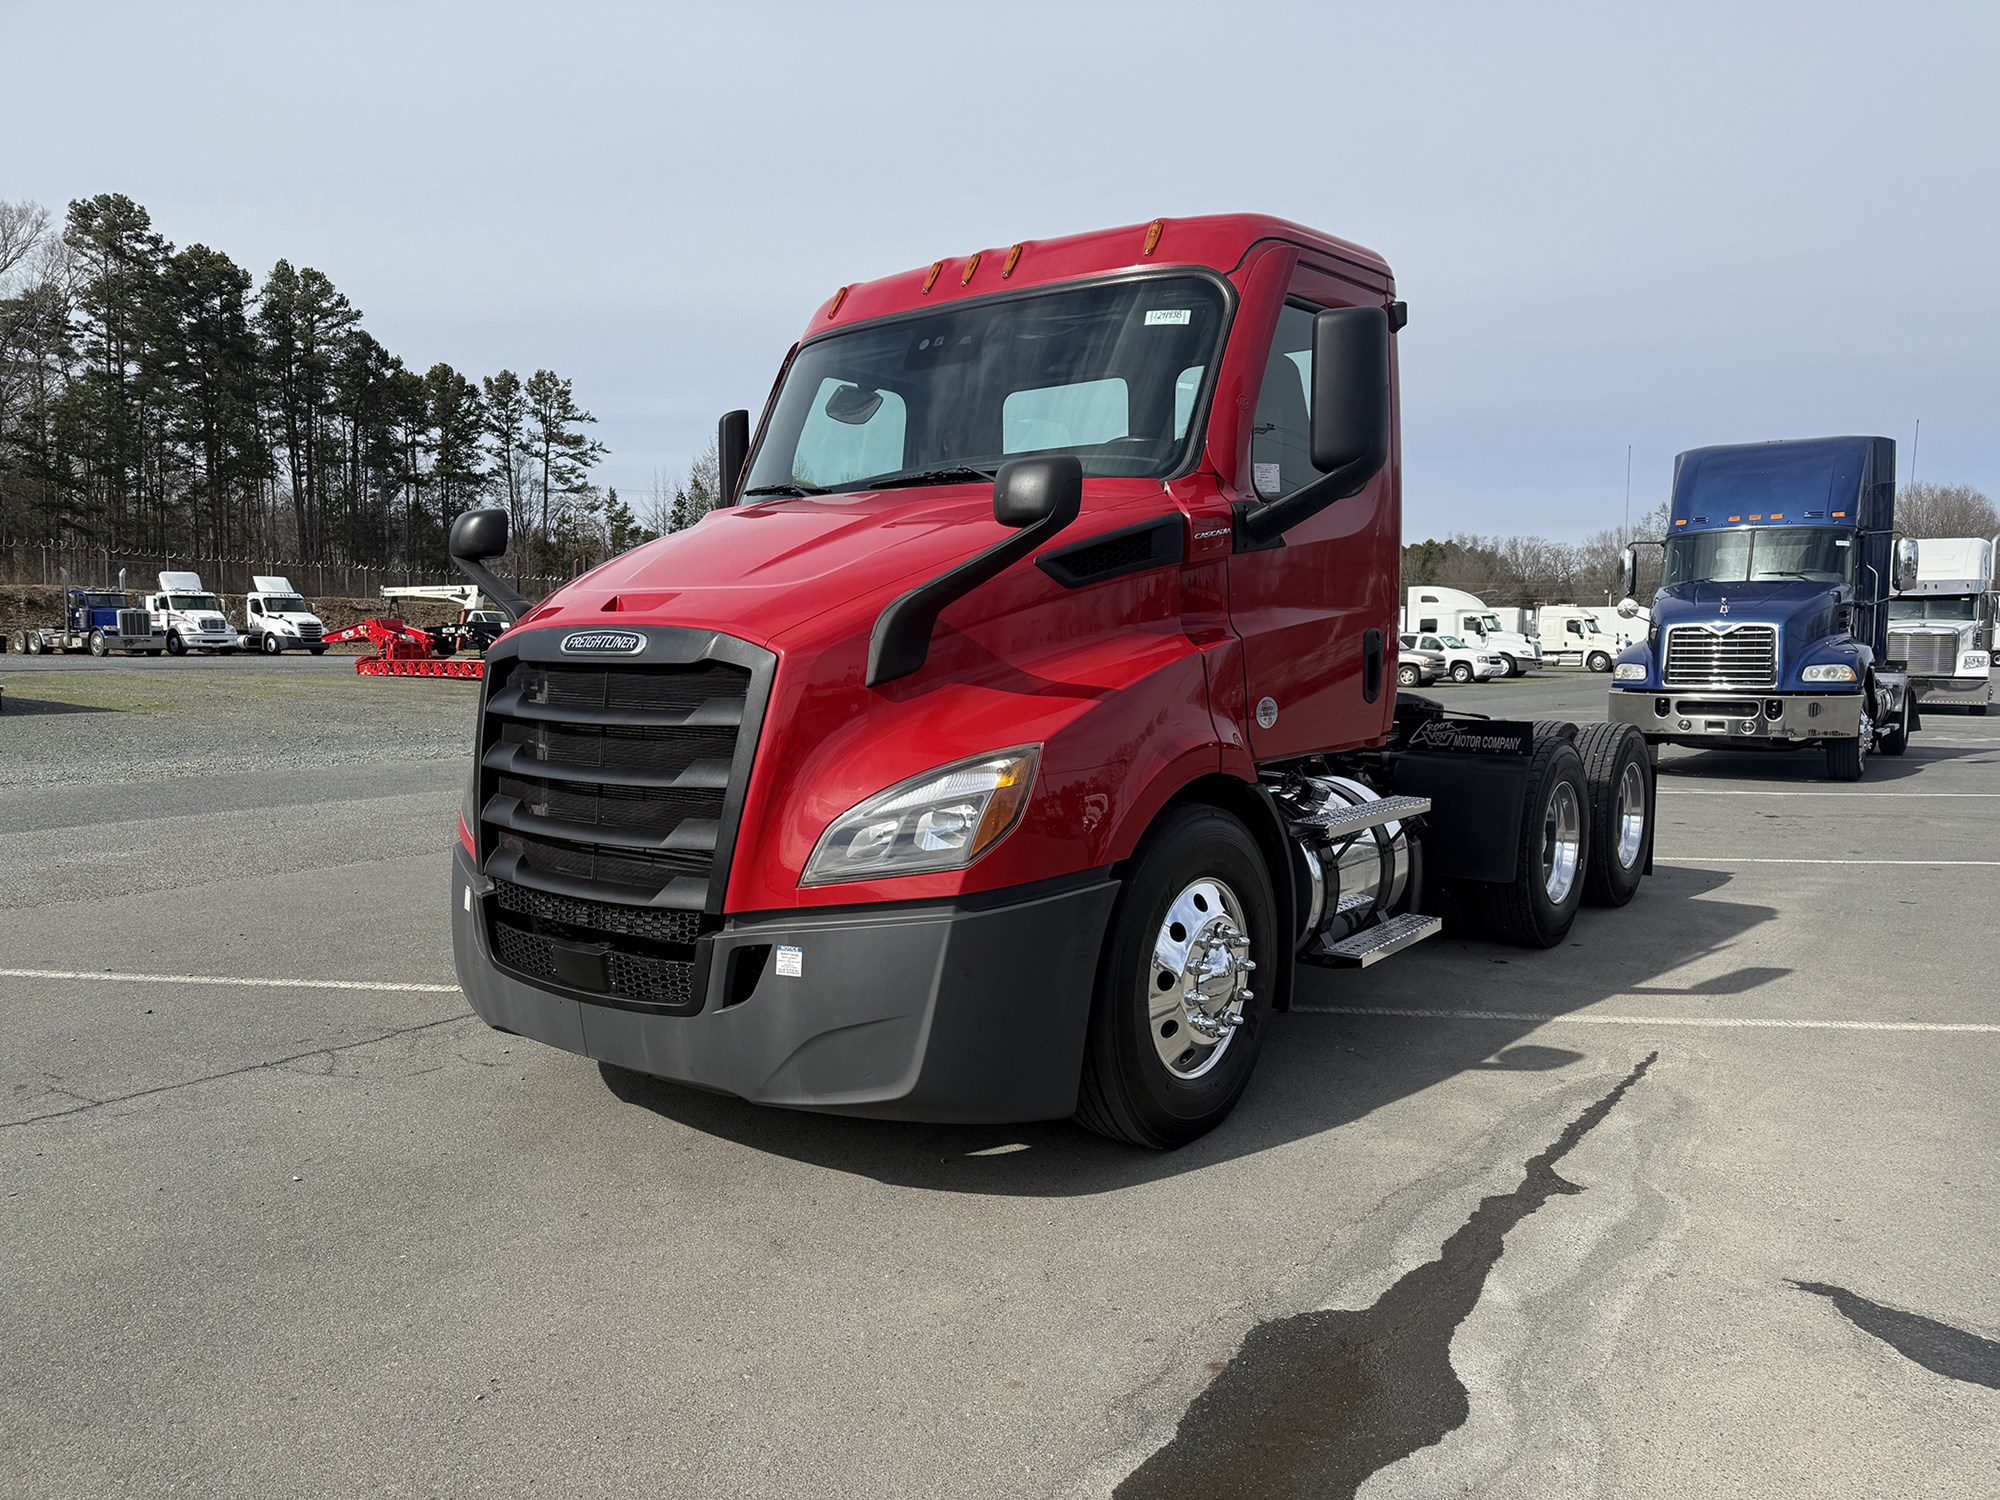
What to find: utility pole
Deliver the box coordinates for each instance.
[1623,444,1633,539]
[1907,419,1921,491]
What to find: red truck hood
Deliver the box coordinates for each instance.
[521,481,1158,651]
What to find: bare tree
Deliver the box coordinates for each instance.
[0,200,51,284]
[1897,481,1998,539]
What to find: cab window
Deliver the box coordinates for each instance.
[1250,304,1319,500]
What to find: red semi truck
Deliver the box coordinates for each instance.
[447,214,1655,1147]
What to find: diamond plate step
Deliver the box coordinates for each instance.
[1299,794,1430,841]
[1310,911,1444,969]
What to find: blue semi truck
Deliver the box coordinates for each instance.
[1608,436,1918,781]
[17,580,165,657]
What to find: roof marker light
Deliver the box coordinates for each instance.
[1832,510,1847,518]
[1729,516,1741,522]
[1675,519,1687,526]
[1143,219,1164,255]
[1769,512,1782,520]
[827,285,849,319]
[960,252,981,285]
[922,261,943,294]
[1749,514,1762,521]
[1001,243,1022,278]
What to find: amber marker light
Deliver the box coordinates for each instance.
[827,285,849,319]
[922,260,943,294]
[960,253,981,285]
[1142,219,1164,255]
[1001,243,1022,277]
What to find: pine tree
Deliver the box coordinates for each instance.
[522,368,607,570]
[257,259,359,559]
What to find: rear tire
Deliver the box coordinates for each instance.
[1879,703,1911,756]
[1473,731,1590,947]
[1075,805,1277,1150]
[24,633,42,655]
[1575,723,1651,907]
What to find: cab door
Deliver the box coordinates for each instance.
[1225,259,1399,761]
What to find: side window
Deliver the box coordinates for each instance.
[1420,635,1442,651]
[1566,619,1583,637]
[1172,366,1203,440]
[1417,616,1438,633]
[793,378,907,487]
[1250,303,1318,499]
[1003,377,1129,454]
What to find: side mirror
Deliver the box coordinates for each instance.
[446,507,531,624]
[1616,596,1642,619]
[993,455,1083,530]
[449,507,510,563]
[1241,305,1390,545]
[1892,536,1920,593]
[717,409,750,508]
[1619,545,1638,601]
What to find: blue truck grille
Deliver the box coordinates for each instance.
[1663,624,1778,689]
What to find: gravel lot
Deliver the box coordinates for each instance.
[3,656,1995,1498]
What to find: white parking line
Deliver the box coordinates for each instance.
[1293,1006,2000,1034]
[1659,857,2000,866]
[1658,790,2000,797]
[0,967,460,993]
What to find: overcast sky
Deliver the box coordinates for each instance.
[5,1,1994,541]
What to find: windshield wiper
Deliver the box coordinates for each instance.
[866,465,999,491]
[741,480,831,497]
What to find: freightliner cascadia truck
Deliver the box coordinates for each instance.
[1889,536,1995,714]
[446,215,1658,1147]
[1609,438,1919,781]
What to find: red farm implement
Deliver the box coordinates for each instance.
[321,618,485,680]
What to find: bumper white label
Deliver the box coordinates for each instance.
[775,945,803,978]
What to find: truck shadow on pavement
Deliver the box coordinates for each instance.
[0,694,114,716]
[1657,743,1990,783]
[600,865,1774,1197]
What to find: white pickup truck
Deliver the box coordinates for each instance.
[145,572,239,655]
[1399,631,1507,683]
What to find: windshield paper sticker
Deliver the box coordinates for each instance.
[1144,309,1191,326]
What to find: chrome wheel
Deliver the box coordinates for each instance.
[1541,779,1582,904]
[1614,760,1647,870]
[1148,877,1256,1080]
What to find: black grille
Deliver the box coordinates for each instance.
[476,648,762,1011]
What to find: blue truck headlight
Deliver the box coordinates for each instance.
[1801,664,1857,683]
[1613,663,1646,682]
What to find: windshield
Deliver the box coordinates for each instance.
[744,276,1228,497]
[167,594,224,611]
[266,596,309,613]
[1439,635,1468,649]
[80,592,124,609]
[1663,526,1856,589]
[1889,597,1977,623]
[1477,614,1503,632]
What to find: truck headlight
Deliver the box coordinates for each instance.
[803,747,1039,885]
[1613,663,1647,681]
[1964,652,1990,671]
[1801,664,1857,683]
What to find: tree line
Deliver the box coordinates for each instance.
[1403,482,1996,608]
[0,193,682,582]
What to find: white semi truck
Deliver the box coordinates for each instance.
[145,573,239,655]
[1534,604,1648,670]
[239,576,328,655]
[1402,586,1541,675]
[1889,536,1995,715]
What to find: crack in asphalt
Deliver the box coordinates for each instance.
[1790,1280,2000,1391]
[1117,1051,1657,1500]
[1,1014,478,1129]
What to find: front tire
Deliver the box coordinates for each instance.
[1825,735,1865,781]
[89,629,108,657]
[1075,805,1277,1150]
[261,632,282,655]
[1501,654,1521,677]
[1397,663,1421,688]
[166,632,186,656]
[1473,732,1591,946]
[1586,650,1613,673]
[1450,661,1474,683]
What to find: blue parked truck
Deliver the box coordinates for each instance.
[17,579,165,657]
[1608,436,1919,781]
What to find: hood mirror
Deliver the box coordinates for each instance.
[446,507,530,624]
[993,455,1083,530]
[1892,536,1920,592]
[824,383,884,426]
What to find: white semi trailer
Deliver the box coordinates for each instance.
[1890,536,1996,714]
[1402,586,1541,676]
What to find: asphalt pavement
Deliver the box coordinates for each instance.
[3,658,1995,1498]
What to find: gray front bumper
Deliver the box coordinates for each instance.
[1912,676,1993,706]
[451,846,1119,1124]
[1609,689,1864,743]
